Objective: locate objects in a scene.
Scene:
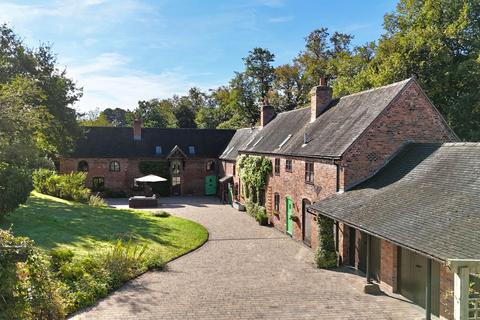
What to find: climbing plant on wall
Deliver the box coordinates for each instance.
[315,215,338,268]
[236,154,272,203]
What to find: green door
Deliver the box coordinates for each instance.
[205,176,217,195]
[286,197,293,235]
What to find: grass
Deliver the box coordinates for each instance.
[1,191,208,263]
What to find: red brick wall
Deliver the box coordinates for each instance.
[59,158,129,192]
[380,240,398,292]
[341,80,457,188]
[440,265,454,319]
[60,157,218,196]
[266,157,337,246]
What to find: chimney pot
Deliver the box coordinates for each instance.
[133,119,142,141]
[310,79,332,123]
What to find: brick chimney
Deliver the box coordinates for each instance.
[310,77,332,123]
[133,119,142,141]
[260,99,275,128]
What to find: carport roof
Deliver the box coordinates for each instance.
[309,142,480,262]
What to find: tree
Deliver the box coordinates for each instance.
[101,108,133,127]
[0,24,82,157]
[172,96,197,128]
[271,62,309,111]
[223,72,259,128]
[347,0,480,140]
[243,48,276,102]
[195,87,234,129]
[135,99,177,128]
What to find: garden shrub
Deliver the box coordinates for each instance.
[32,169,91,203]
[88,194,108,207]
[0,229,65,320]
[50,248,74,271]
[0,162,32,219]
[255,208,268,226]
[152,211,170,218]
[315,216,338,268]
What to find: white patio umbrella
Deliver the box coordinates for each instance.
[135,175,167,183]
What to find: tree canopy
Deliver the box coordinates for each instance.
[80,0,479,139]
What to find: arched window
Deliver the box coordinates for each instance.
[109,161,120,172]
[78,160,89,172]
[206,160,215,172]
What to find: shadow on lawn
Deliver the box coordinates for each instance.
[2,196,177,251]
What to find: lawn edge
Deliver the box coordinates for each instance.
[67,218,209,319]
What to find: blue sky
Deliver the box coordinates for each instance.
[0,0,397,111]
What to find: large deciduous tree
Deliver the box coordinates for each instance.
[0,24,82,157]
[346,0,480,140]
[135,99,177,128]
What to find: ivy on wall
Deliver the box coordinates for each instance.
[138,161,171,196]
[315,215,338,268]
[236,154,272,203]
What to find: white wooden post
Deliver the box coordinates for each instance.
[454,266,469,320]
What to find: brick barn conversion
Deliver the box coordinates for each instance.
[60,77,479,320]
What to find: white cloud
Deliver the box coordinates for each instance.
[64,53,211,112]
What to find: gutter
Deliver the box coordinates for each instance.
[308,206,447,264]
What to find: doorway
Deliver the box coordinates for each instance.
[302,199,312,247]
[285,197,293,236]
[399,248,440,316]
[171,176,181,196]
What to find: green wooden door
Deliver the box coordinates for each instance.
[205,176,217,195]
[286,197,293,235]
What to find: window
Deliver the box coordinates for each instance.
[285,159,292,172]
[78,160,89,172]
[188,146,195,155]
[305,162,314,184]
[274,193,280,212]
[109,161,120,172]
[274,158,280,175]
[206,160,215,172]
[171,160,181,175]
[233,164,236,176]
[92,177,105,192]
[155,146,162,155]
[172,176,181,186]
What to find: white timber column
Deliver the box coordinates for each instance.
[449,259,480,320]
[453,266,469,320]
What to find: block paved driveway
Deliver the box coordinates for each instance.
[71,197,426,320]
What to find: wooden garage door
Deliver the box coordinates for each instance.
[400,248,440,316]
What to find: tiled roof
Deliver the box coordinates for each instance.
[219,127,260,161]
[309,143,480,262]
[69,127,236,158]
[242,78,412,158]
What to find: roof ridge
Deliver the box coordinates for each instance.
[338,78,412,100]
[442,142,480,147]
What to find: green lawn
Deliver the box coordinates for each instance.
[1,192,208,262]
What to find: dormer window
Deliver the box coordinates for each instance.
[188,146,195,155]
[155,146,162,155]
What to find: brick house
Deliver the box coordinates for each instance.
[218,77,464,318]
[309,143,480,320]
[59,121,235,196]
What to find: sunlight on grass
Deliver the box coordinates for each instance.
[1,192,208,262]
